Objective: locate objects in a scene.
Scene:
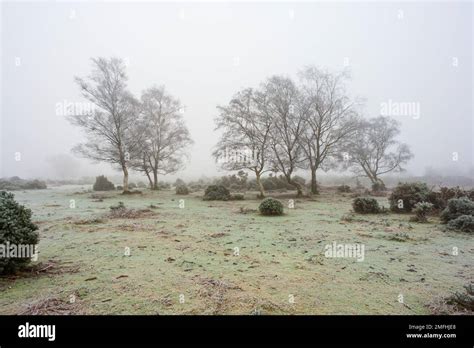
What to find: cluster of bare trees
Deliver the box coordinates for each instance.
[69,57,192,192]
[214,66,413,197]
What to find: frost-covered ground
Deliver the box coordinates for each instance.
[0,186,472,314]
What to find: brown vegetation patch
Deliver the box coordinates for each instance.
[19,296,83,315]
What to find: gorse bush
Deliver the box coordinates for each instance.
[0,191,39,274]
[440,197,474,223]
[259,198,284,216]
[93,175,115,191]
[411,202,434,223]
[176,185,189,195]
[389,182,431,213]
[352,197,381,214]
[203,185,231,201]
[428,187,474,210]
[446,215,474,233]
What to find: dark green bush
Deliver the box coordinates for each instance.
[389,182,431,213]
[259,198,284,216]
[440,197,474,223]
[0,191,39,274]
[352,197,381,214]
[446,215,474,233]
[128,183,137,190]
[116,185,123,191]
[176,185,189,195]
[93,175,115,191]
[203,185,230,201]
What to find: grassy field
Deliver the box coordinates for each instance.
[0,185,472,315]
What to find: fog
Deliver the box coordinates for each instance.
[1,1,472,181]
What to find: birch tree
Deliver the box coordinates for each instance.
[133,86,192,190]
[298,66,360,194]
[343,116,413,190]
[69,57,142,192]
[213,88,273,198]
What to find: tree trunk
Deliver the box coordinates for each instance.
[152,170,158,190]
[144,170,153,189]
[310,167,318,194]
[255,171,265,198]
[122,165,129,192]
[286,174,303,197]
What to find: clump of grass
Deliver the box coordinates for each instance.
[446,284,474,312]
[73,217,105,225]
[386,232,410,242]
[239,207,257,214]
[107,202,152,219]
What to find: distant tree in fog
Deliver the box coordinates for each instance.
[298,66,360,194]
[69,57,143,192]
[131,86,192,190]
[213,88,273,198]
[343,116,413,190]
[260,76,306,197]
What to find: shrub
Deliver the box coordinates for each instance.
[411,202,434,223]
[259,198,284,216]
[389,182,431,213]
[428,187,474,210]
[352,197,381,214]
[0,191,39,274]
[136,181,147,189]
[231,194,244,200]
[110,201,126,211]
[128,183,137,190]
[158,182,171,190]
[203,185,230,201]
[174,178,186,187]
[93,175,115,191]
[446,215,474,233]
[446,284,474,312]
[440,197,474,223]
[337,185,351,193]
[0,177,47,191]
[116,185,123,191]
[176,185,189,195]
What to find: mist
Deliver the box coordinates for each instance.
[1,1,473,181]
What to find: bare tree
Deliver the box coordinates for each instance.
[260,76,306,197]
[298,66,360,194]
[132,86,192,190]
[69,57,142,192]
[343,116,413,190]
[213,88,273,198]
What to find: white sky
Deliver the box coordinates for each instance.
[1,1,473,180]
